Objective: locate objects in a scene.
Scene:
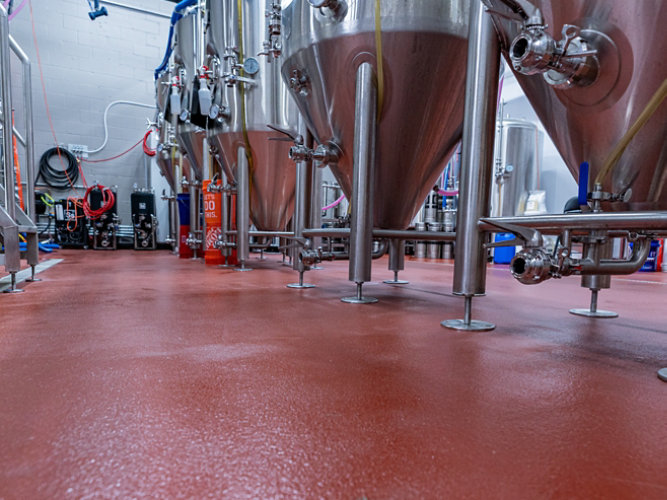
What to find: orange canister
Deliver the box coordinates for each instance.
[203,180,224,266]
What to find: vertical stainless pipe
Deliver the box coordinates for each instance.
[169,195,178,252]
[0,6,16,221]
[309,162,323,250]
[388,239,405,273]
[348,62,377,285]
[220,169,229,259]
[452,2,501,297]
[188,165,199,258]
[236,146,250,266]
[292,117,312,270]
[8,36,35,221]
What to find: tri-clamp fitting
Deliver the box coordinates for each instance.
[289,142,341,166]
[181,177,201,189]
[510,23,598,88]
[258,1,282,59]
[186,233,202,249]
[308,0,348,21]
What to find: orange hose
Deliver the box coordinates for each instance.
[11,111,24,210]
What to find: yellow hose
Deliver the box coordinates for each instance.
[595,78,667,185]
[374,0,384,121]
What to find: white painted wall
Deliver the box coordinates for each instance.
[9,0,173,223]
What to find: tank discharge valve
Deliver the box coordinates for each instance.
[289,142,341,166]
[510,249,559,285]
[510,23,599,88]
[308,0,348,21]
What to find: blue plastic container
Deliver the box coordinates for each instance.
[493,232,516,264]
[177,193,190,226]
[639,240,661,272]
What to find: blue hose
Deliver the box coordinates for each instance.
[578,162,589,206]
[154,0,199,80]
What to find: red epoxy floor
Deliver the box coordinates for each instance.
[1,249,666,499]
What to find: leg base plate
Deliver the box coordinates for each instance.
[569,308,618,318]
[341,296,378,304]
[287,283,315,289]
[440,319,495,331]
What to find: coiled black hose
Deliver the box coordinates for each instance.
[38,147,79,189]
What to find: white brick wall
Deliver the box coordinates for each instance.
[9,0,175,222]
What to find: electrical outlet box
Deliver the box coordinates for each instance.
[68,144,89,159]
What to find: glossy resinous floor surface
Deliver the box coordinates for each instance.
[1,250,666,499]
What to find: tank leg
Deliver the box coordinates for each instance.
[443,1,499,331]
[342,62,377,304]
[569,288,618,318]
[287,117,315,288]
[25,232,41,282]
[3,272,24,294]
[235,146,252,272]
[383,240,408,284]
[569,240,617,318]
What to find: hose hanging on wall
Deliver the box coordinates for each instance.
[37,147,79,189]
[83,183,115,220]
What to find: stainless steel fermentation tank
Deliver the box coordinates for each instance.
[206,0,299,232]
[484,0,667,210]
[490,119,543,217]
[280,0,470,230]
[446,0,667,329]
[173,7,208,182]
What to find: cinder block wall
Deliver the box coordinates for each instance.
[9,0,173,223]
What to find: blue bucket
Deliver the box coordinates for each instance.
[177,193,190,226]
[493,233,516,264]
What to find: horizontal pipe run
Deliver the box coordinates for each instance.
[579,238,652,275]
[303,227,457,242]
[480,212,667,233]
[225,230,295,238]
[373,229,457,241]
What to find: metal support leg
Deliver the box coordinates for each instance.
[569,289,618,318]
[218,172,235,268]
[288,116,314,288]
[384,240,408,284]
[342,62,378,304]
[570,239,617,318]
[235,146,252,272]
[189,168,201,260]
[24,232,40,282]
[442,1,499,330]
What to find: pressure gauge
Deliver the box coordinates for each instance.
[243,57,260,76]
[209,104,220,120]
[179,109,189,122]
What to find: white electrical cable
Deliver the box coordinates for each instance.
[88,100,156,154]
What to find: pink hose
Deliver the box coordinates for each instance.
[438,189,459,197]
[5,0,27,21]
[322,194,345,212]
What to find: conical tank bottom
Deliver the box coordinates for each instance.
[210,129,296,231]
[209,131,241,184]
[488,0,667,210]
[283,30,468,229]
[176,125,206,180]
[156,152,176,191]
